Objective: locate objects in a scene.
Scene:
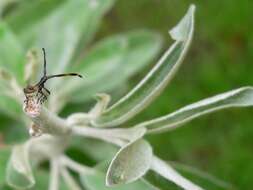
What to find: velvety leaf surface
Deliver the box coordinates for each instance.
[93,5,194,127]
[106,139,153,186]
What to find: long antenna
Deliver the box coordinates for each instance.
[35,48,83,88]
[42,48,46,77]
[47,73,83,80]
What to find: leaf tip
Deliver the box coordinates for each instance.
[169,4,196,41]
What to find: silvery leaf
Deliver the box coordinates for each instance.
[6,144,35,189]
[93,5,195,127]
[0,23,25,84]
[151,156,203,190]
[106,139,153,186]
[6,0,67,33]
[135,87,253,133]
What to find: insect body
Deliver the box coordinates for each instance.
[24,48,82,104]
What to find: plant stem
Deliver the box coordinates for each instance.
[24,106,71,136]
[61,167,82,190]
[72,126,126,146]
[49,158,60,190]
[60,155,93,174]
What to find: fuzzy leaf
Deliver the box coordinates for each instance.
[18,0,115,77]
[151,156,203,190]
[0,68,23,119]
[0,23,25,84]
[6,0,67,33]
[58,30,162,105]
[106,139,153,186]
[34,170,68,190]
[136,87,253,133]
[93,5,195,127]
[0,147,11,185]
[55,34,128,104]
[0,95,23,119]
[6,144,35,189]
[81,171,158,190]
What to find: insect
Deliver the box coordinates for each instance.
[24,48,82,104]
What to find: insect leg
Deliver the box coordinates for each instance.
[37,88,45,103]
[43,87,51,95]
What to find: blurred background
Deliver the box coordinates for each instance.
[0,0,252,189]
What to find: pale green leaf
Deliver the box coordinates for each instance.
[0,147,11,185]
[81,171,158,190]
[0,23,25,84]
[151,156,203,190]
[93,5,195,127]
[58,30,162,105]
[103,126,147,143]
[0,68,23,119]
[136,87,253,133]
[6,144,35,189]
[32,170,68,190]
[0,95,23,120]
[106,139,153,186]
[72,0,116,59]
[6,0,67,33]
[18,0,115,77]
[168,161,234,189]
[54,34,128,105]
[89,93,111,118]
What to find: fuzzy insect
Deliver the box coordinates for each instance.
[24,48,82,104]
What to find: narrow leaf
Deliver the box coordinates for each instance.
[58,30,162,105]
[93,5,195,127]
[106,139,153,186]
[6,144,35,189]
[6,0,67,33]
[151,156,203,190]
[0,68,23,119]
[19,0,114,77]
[136,87,253,133]
[34,170,68,190]
[0,23,25,84]
[55,34,128,104]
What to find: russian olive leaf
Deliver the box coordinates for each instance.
[106,139,153,186]
[6,0,67,33]
[58,30,162,105]
[135,87,253,133]
[0,23,25,84]
[93,5,195,127]
[6,144,35,189]
[18,0,115,77]
[151,156,203,190]
[32,170,68,190]
[55,34,128,104]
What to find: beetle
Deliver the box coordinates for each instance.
[24,48,82,104]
